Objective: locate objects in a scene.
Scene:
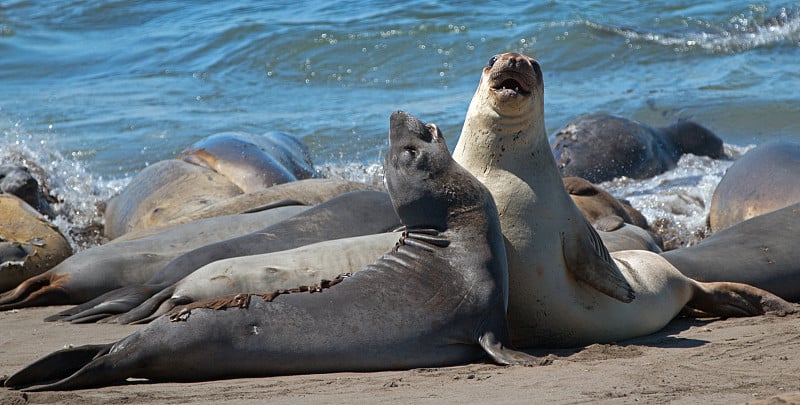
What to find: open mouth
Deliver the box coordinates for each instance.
[489,76,531,97]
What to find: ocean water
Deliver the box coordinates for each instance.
[1,1,799,249]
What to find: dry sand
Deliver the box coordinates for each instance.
[2,305,800,404]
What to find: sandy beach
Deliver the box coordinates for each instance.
[2,305,800,404]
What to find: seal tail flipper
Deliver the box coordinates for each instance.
[129,295,190,324]
[4,344,112,390]
[686,281,797,317]
[109,285,180,324]
[0,273,70,310]
[44,285,156,323]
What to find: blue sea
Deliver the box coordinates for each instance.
[1,1,799,249]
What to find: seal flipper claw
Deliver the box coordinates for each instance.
[561,220,635,303]
[4,344,111,390]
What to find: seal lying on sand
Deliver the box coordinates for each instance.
[5,110,538,391]
[452,52,792,348]
[105,132,319,239]
[708,140,800,232]
[0,163,54,218]
[52,189,401,324]
[552,113,725,183]
[664,203,800,302]
[117,232,401,324]
[0,195,72,293]
[0,205,309,310]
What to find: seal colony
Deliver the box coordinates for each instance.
[4,110,538,391]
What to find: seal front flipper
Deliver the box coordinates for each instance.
[478,331,545,366]
[4,344,111,390]
[561,219,635,303]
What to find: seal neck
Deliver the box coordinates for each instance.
[453,91,564,195]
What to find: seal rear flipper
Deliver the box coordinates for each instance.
[44,285,156,323]
[686,281,796,318]
[4,344,111,390]
[110,285,181,324]
[561,220,635,303]
[0,273,70,310]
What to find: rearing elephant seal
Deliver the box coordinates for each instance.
[708,140,800,232]
[552,113,725,183]
[452,52,792,348]
[5,110,538,391]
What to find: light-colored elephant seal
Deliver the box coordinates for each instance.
[0,195,72,293]
[664,203,800,301]
[103,159,244,239]
[552,113,725,183]
[4,110,539,391]
[452,52,793,348]
[122,232,401,323]
[708,140,800,232]
[0,205,309,310]
[178,132,317,193]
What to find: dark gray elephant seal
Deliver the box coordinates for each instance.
[552,113,725,183]
[51,189,401,324]
[708,140,800,232]
[5,110,539,391]
[0,205,309,311]
[0,163,54,218]
[664,203,800,301]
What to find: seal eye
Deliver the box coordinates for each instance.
[486,56,498,68]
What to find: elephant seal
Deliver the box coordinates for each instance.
[5,110,538,391]
[708,140,800,232]
[178,132,317,193]
[664,203,800,301]
[0,205,309,310]
[0,163,54,218]
[563,176,649,229]
[52,189,402,324]
[452,52,792,348]
[552,113,725,183]
[119,232,401,324]
[103,159,244,239]
[0,195,72,293]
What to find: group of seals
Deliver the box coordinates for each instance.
[552,113,726,183]
[451,52,791,348]
[104,132,319,239]
[4,110,538,391]
[3,52,796,391]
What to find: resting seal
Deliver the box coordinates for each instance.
[452,52,792,348]
[52,189,401,324]
[0,195,72,292]
[0,205,309,310]
[0,163,54,218]
[708,140,800,232]
[664,203,800,301]
[552,113,725,183]
[178,131,317,193]
[563,176,650,229]
[5,110,537,391]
